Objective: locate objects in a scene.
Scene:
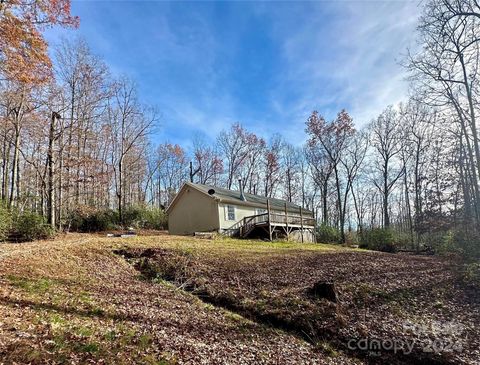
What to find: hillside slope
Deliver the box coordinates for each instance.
[0,234,477,364]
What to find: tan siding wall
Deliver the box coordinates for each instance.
[218,203,257,230]
[168,187,219,235]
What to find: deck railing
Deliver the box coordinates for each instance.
[240,213,268,236]
[268,213,316,227]
[238,212,315,237]
[224,209,316,238]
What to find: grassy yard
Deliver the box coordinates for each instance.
[0,234,477,364]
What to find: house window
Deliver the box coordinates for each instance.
[256,208,266,215]
[227,205,236,220]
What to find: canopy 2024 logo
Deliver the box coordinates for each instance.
[347,321,465,356]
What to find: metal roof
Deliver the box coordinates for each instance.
[189,182,313,214]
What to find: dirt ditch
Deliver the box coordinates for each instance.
[114,247,471,365]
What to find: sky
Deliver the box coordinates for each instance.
[45,0,421,148]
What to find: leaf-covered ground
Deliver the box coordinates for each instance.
[0,234,478,364]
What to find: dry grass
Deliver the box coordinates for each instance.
[0,233,360,364]
[0,233,477,364]
[115,236,479,365]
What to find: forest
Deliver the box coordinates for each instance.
[0,0,479,258]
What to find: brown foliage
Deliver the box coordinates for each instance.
[0,0,79,84]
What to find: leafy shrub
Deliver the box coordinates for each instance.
[68,205,96,231]
[84,210,118,232]
[392,231,414,250]
[142,207,168,230]
[462,262,480,289]
[345,230,359,246]
[122,206,144,228]
[429,228,480,259]
[0,201,12,241]
[431,231,461,256]
[123,206,168,229]
[451,229,480,260]
[68,205,167,232]
[68,206,118,232]
[359,228,396,253]
[122,206,168,230]
[316,224,341,244]
[11,211,54,242]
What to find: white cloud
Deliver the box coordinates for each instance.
[262,0,421,136]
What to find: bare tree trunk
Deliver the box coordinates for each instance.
[383,162,390,228]
[47,112,59,228]
[57,115,65,230]
[402,163,414,248]
[333,165,345,243]
[9,124,20,207]
[459,53,480,187]
[117,155,123,223]
[2,133,11,201]
[452,100,480,222]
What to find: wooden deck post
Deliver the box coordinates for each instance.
[285,202,289,241]
[267,199,272,241]
[300,207,304,243]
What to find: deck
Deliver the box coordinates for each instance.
[237,211,316,242]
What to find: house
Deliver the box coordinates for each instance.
[166,181,316,242]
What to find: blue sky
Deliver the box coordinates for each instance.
[46,0,420,148]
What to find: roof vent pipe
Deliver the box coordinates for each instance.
[239,179,247,201]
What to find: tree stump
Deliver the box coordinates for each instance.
[308,281,338,303]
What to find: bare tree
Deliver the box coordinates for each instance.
[282,142,302,203]
[107,78,156,222]
[156,142,187,206]
[398,99,438,246]
[264,134,283,198]
[407,0,480,224]
[217,123,250,190]
[192,137,223,185]
[240,132,265,194]
[370,106,404,228]
[306,110,355,242]
[340,130,368,233]
[306,143,334,224]
[54,38,110,211]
